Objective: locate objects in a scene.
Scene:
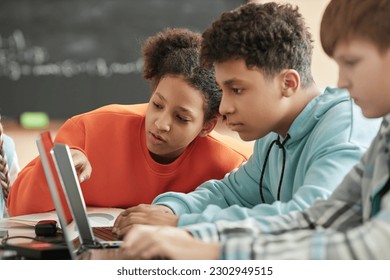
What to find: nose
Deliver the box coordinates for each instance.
[154,113,171,132]
[219,92,234,116]
[337,69,351,89]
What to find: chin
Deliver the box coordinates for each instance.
[237,132,257,142]
[361,108,386,119]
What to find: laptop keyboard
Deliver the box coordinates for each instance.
[92,227,118,241]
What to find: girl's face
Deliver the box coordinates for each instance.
[145,75,208,164]
[333,39,390,118]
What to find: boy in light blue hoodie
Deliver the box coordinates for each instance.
[112,2,380,235]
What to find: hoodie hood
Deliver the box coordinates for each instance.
[285,87,350,146]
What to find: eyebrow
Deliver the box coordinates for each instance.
[222,78,242,86]
[155,92,166,102]
[155,92,195,116]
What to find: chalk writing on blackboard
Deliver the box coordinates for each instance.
[0,30,143,81]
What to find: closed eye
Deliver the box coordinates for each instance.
[176,115,190,122]
[153,102,163,109]
[343,58,360,67]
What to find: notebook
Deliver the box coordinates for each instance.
[37,133,125,259]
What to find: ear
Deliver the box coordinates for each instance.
[199,117,218,137]
[281,69,300,97]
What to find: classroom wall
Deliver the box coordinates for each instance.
[256,0,338,88]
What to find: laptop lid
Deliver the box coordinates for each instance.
[50,143,98,247]
[36,132,77,259]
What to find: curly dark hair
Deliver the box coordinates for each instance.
[142,28,221,122]
[201,2,314,88]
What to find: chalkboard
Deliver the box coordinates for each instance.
[0,0,244,119]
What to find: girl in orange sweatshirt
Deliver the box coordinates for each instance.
[7,28,248,216]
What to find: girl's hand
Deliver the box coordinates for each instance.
[70,148,92,183]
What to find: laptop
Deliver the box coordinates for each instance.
[50,142,122,246]
[36,132,78,259]
[37,133,124,259]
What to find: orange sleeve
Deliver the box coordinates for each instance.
[7,156,54,216]
[7,118,85,216]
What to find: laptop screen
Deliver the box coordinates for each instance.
[50,143,97,246]
[36,131,73,223]
[36,131,76,259]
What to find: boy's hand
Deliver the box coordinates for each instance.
[112,204,177,236]
[120,224,220,260]
[70,148,92,183]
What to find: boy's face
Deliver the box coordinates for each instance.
[333,39,390,118]
[215,58,289,141]
[145,75,206,163]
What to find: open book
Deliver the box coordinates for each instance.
[2,207,123,231]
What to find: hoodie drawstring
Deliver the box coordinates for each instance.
[259,134,290,202]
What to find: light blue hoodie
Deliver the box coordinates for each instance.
[153,87,381,227]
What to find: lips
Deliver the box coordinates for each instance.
[226,122,243,131]
[149,131,166,144]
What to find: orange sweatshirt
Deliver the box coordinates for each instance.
[8,104,248,216]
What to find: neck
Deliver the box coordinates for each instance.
[149,151,177,164]
[276,84,321,137]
